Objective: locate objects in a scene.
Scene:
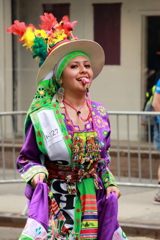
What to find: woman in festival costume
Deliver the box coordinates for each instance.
[7,13,128,240]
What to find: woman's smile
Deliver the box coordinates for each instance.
[60,55,93,93]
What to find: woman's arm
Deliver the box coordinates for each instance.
[17,123,48,186]
[98,111,121,198]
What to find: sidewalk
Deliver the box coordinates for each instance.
[0,227,156,240]
[0,181,160,239]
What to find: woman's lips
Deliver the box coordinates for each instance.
[77,77,90,84]
[82,78,90,84]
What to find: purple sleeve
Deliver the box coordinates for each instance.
[95,109,117,188]
[17,123,48,183]
[100,114,111,165]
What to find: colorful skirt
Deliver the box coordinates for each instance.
[18,178,128,240]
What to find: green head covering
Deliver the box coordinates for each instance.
[24,51,89,134]
[54,51,89,84]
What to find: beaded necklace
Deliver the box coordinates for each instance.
[60,99,102,193]
[63,98,92,123]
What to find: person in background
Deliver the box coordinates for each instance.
[152,78,160,204]
[7,13,128,240]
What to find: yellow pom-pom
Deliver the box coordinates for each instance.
[21,27,35,49]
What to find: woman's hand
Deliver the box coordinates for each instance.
[106,185,121,198]
[31,173,46,188]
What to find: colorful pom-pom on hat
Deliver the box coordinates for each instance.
[6,13,78,66]
[6,13,105,85]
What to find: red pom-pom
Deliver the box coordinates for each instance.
[6,20,34,42]
[6,20,27,36]
[58,15,78,35]
[39,13,58,31]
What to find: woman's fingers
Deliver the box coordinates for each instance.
[115,188,121,198]
[31,173,45,188]
[106,186,121,198]
[39,173,46,182]
[106,187,111,197]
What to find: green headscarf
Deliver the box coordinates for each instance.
[54,51,89,85]
[24,51,89,134]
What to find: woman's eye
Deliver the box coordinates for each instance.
[85,64,91,68]
[70,65,77,68]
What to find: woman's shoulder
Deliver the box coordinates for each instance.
[91,101,107,109]
[91,101,109,116]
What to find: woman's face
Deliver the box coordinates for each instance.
[60,55,93,94]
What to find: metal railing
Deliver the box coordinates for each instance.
[0,110,160,188]
[0,111,26,183]
[108,111,160,188]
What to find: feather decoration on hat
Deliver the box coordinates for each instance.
[39,13,58,31]
[57,15,78,36]
[6,13,78,66]
[6,20,28,40]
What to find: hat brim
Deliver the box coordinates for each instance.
[36,40,105,85]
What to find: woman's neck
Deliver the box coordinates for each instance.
[63,94,86,108]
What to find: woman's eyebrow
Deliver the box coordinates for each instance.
[69,60,90,64]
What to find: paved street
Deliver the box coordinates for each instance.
[128,236,156,240]
[0,227,156,240]
[0,172,160,239]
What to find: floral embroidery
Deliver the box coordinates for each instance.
[101,167,117,189]
[35,87,46,99]
[103,130,108,136]
[101,142,105,146]
[39,90,45,96]
[93,116,105,128]
[86,124,91,129]
[21,165,48,183]
[92,104,96,108]
[19,218,48,239]
[46,87,53,95]
[97,106,106,116]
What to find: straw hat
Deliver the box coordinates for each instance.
[36,39,105,85]
[6,13,105,85]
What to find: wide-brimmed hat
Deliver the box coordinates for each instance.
[36,39,105,85]
[6,13,105,85]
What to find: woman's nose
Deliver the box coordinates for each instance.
[80,65,87,73]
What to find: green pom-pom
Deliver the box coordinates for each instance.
[32,37,48,67]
